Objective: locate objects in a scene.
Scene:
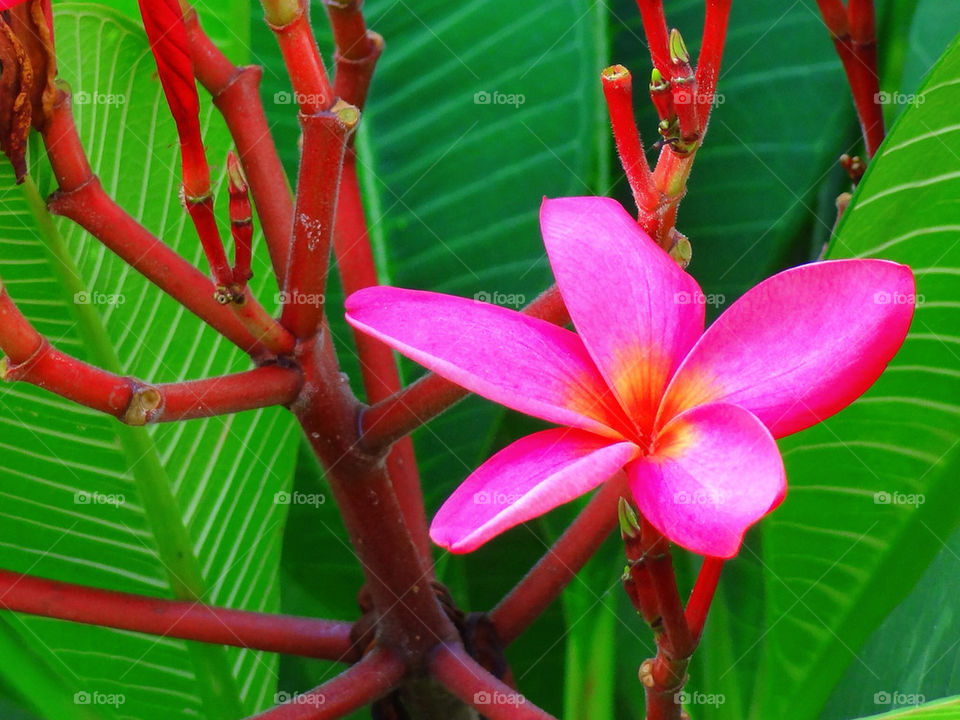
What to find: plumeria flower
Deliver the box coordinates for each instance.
[346,197,915,558]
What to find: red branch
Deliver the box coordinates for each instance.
[620,504,714,720]
[358,285,569,452]
[815,0,884,156]
[186,195,233,287]
[644,533,694,661]
[138,0,209,199]
[324,0,372,60]
[281,103,357,339]
[0,570,353,661]
[250,648,406,719]
[695,0,732,122]
[295,337,458,653]
[491,473,626,645]
[183,7,295,284]
[601,65,657,224]
[333,158,432,562]
[228,151,254,287]
[430,644,557,720]
[265,0,335,115]
[324,0,384,111]
[685,557,724,642]
[0,281,300,424]
[634,0,671,76]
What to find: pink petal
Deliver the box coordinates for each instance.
[629,403,786,558]
[345,287,632,437]
[430,429,639,552]
[541,197,705,437]
[658,259,915,438]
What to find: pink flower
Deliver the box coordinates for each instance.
[345,197,915,558]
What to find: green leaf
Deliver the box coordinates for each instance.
[856,697,960,719]
[51,0,252,63]
[753,28,960,720]
[823,518,960,719]
[0,6,297,719]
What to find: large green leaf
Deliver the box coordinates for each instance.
[823,518,960,719]
[858,697,960,720]
[754,28,960,720]
[0,6,298,720]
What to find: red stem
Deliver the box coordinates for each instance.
[248,648,406,719]
[183,7,295,284]
[642,523,694,660]
[601,65,657,222]
[815,0,849,36]
[0,570,353,661]
[186,195,233,287]
[294,337,458,655]
[325,0,384,112]
[332,31,384,113]
[695,0,732,123]
[491,473,626,645]
[333,158,432,563]
[634,0,672,76]
[324,0,372,60]
[228,151,254,287]
[847,0,884,156]
[816,0,884,156]
[0,279,43,363]
[281,104,358,339]
[668,30,699,144]
[685,557,724,642]
[1,283,300,423]
[430,644,557,720]
[358,285,569,452]
[265,0,335,115]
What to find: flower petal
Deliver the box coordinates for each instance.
[430,429,639,553]
[346,287,631,437]
[541,197,705,436]
[658,259,915,438]
[628,403,785,558]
